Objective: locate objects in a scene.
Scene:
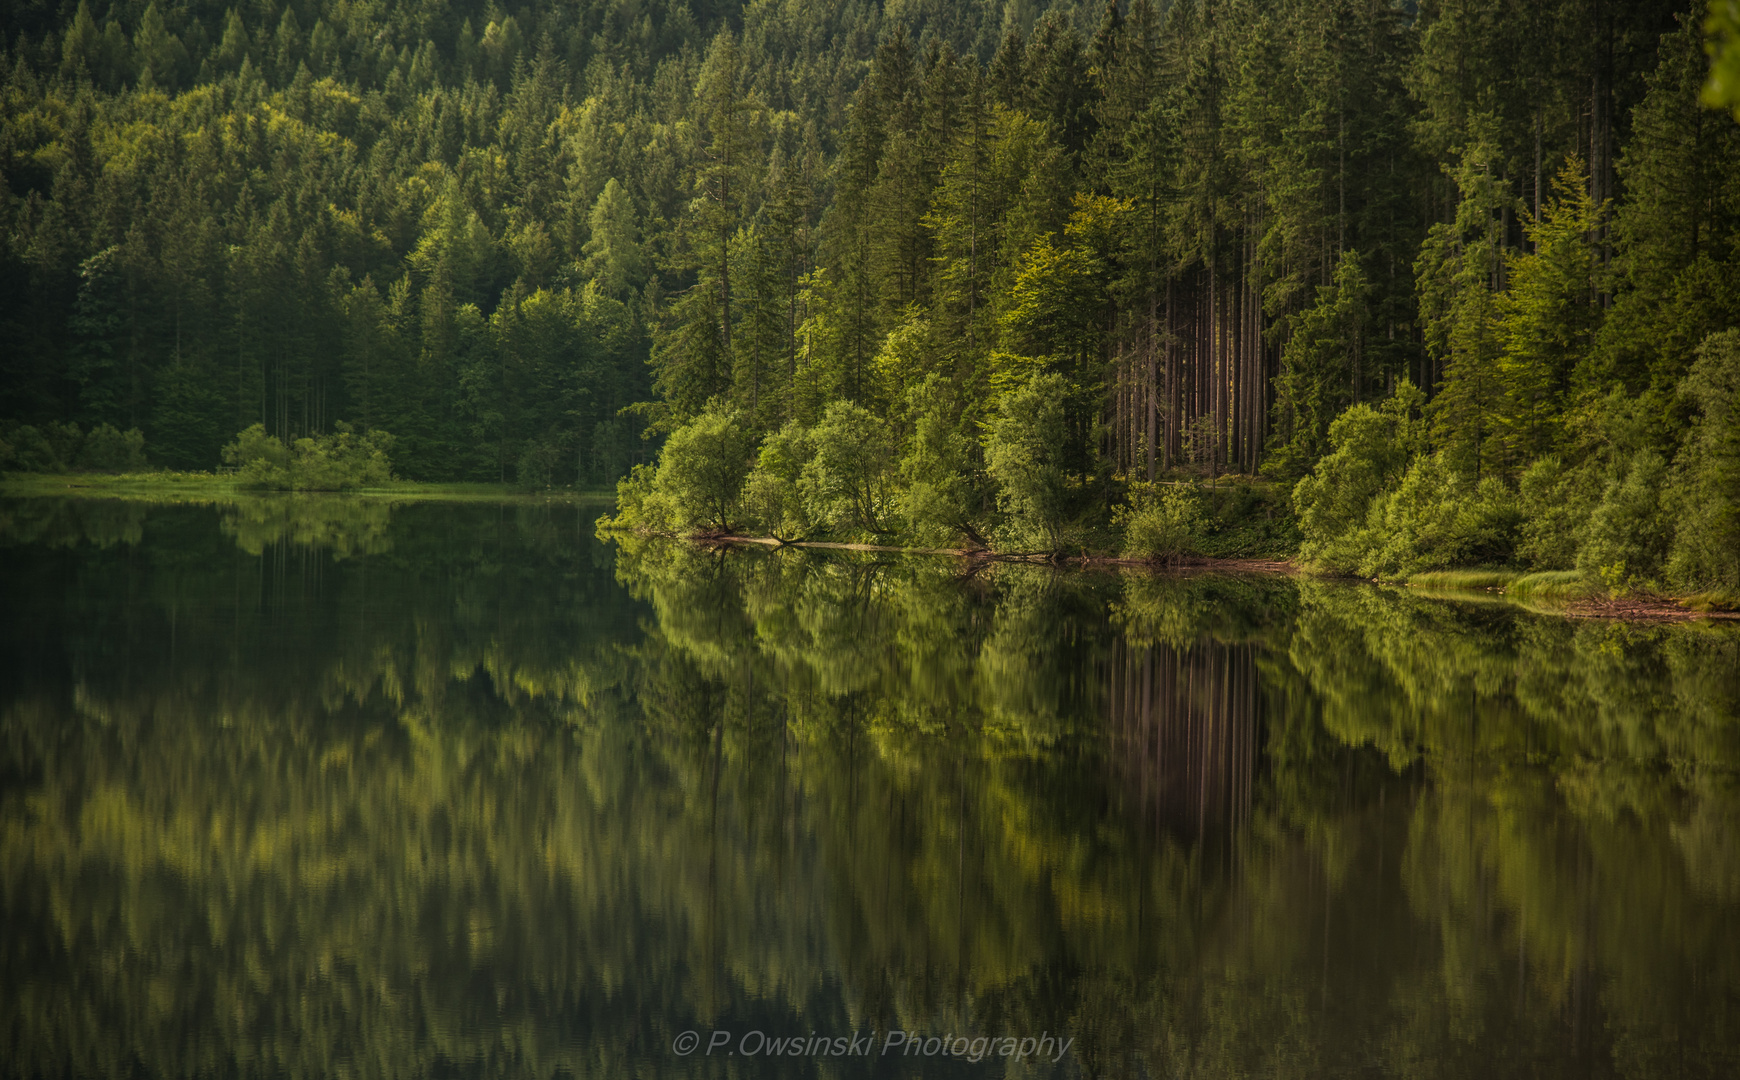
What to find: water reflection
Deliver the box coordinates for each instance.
[1,498,1737,1078]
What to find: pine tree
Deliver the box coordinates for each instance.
[1418,152,1509,480]
[1495,158,1604,464]
[581,179,645,299]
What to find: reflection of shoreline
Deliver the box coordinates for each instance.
[659,529,1298,575]
[3,503,1739,1078]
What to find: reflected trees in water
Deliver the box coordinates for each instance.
[0,499,1737,1077]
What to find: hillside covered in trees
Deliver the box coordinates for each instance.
[3,0,1740,591]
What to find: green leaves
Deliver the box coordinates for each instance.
[1704,0,1740,119]
[1292,380,1426,574]
[1271,250,1372,478]
[1667,330,1740,591]
[645,402,754,534]
[222,422,394,491]
[799,400,898,534]
[1494,157,1605,463]
[1115,483,1203,562]
[985,371,1075,552]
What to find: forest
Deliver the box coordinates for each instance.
[2,0,1740,591]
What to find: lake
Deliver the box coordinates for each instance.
[2,497,1737,1079]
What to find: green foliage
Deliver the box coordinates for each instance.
[1578,449,1674,594]
[985,372,1074,552]
[1115,483,1202,563]
[741,420,815,541]
[1667,330,1740,590]
[581,179,646,300]
[1290,378,1525,579]
[1,0,1736,579]
[222,423,395,491]
[515,439,565,490]
[1495,160,1605,463]
[75,423,149,471]
[1190,483,1304,560]
[1706,0,1740,119]
[796,401,897,534]
[896,375,987,547]
[1293,382,1426,574]
[1602,15,1740,422]
[1360,455,1521,578]
[0,421,147,473]
[1270,251,1371,478]
[1516,456,1598,570]
[642,403,754,535]
[1417,153,1509,481]
[1,426,68,473]
[598,463,671,536]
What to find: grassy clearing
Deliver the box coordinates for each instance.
[1405,569,1521,590]
[0,471,614,503]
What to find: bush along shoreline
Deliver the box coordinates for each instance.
[596,375,1300,568]
[1288,331,1740,613]
[598,331,1738,616]
[3,422,602,501]
[221,423,396,491]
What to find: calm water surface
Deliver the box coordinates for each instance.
[2,497,1738,1079]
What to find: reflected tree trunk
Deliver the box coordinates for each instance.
[1105,637,1259,842]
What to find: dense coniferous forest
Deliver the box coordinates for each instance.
[2,0,1740,590]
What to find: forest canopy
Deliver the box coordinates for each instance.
[1,0,1738,591]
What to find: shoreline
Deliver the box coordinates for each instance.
[694,532,1298,574]
[684,533,1735,621]
[0,472,614,504]
[9,484,1730,623]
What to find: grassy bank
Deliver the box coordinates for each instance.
[1404,568,1620,601]
[0,471,614,503]
[1401,566,1739,617]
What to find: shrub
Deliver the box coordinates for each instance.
[222,424,293,485]
[644,403,753,533]
[1292,380,1425,574]
[1666,330,1740,591]
[222,423,395,491]
[1192,482,1302,560]
[1516,455,1597,570]
[40,422,85,469]
[598,463,674,534]
[515,438,564,489]
[1359,455,1519,578]
[1,425,64,472]
[0,421,148,473]
[800,400,897,534]
[742,420,815,540]
[1577,448,1672,593]
[1117,484,1203,562]
[75,423,148,471]
[986,372,1073,551]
